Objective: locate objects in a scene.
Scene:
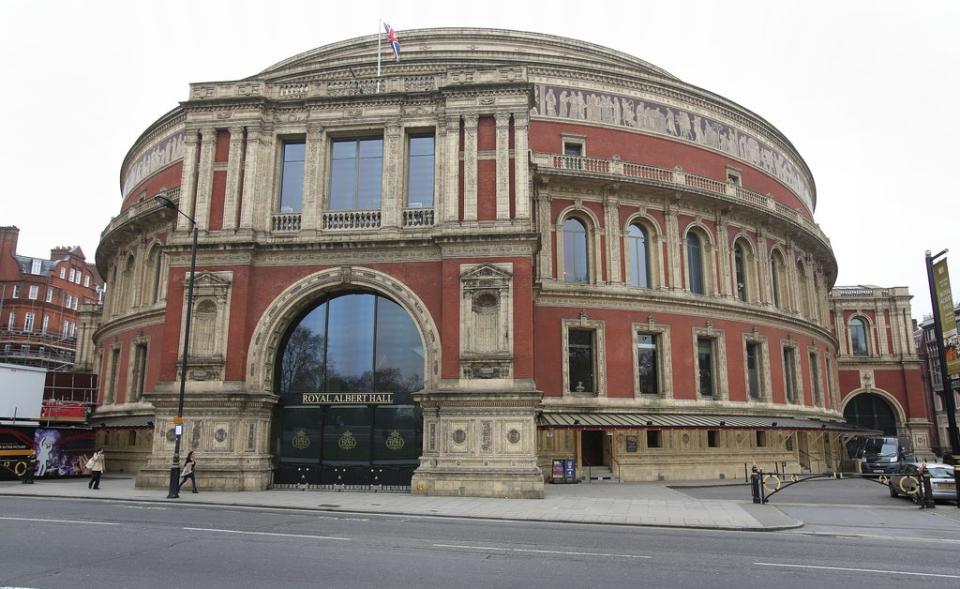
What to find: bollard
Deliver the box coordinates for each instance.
[750,466,762,504]
[21,457,35,485]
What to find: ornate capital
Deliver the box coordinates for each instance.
[495,111,511,127]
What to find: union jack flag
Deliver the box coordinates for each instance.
[384,22,400,62]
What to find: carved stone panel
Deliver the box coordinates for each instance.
[460,263,514,379]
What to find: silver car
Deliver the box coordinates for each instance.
[889,462,957,502]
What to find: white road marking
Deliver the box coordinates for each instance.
[0,516,118,526]
[433,544,650,559]
[183,527,349,541]
[754,562,960,579]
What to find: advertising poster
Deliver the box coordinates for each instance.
[933,259,960,375]
[0,426,34,480]
[32,428,96,478]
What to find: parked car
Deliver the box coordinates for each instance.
[888,462,957,502]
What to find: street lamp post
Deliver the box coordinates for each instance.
[154,194,198,499]
[924,249,960,508]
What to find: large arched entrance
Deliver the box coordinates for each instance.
[274,291,424,487]
[843,392,899,436]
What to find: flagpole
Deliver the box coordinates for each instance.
[376,19,382,94]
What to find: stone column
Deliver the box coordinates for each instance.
[300,124,324,232]
[381,121,403,229]
[238,127,261,231]
[756,229,770,304]
[664,204,681,288]
[537,193,553,282]
[177,130,200,232]
[193,127,217,231]
[222,126,245,231]
[513,113,531,220]
[495,112,510,220]
[252,125,275,232]
[875,302,889,356]
[462,114,479,222]
[715,217,732,298]
[441,116,461,223]
[604,196,622,284]
[784,243,799,313]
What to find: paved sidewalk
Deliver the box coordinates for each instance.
[0,476,799,531]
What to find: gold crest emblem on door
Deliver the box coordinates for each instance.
[386,429,405,451]
[338,430,358,450]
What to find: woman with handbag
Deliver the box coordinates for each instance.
[87,448,105,490]
[177,451,198,494]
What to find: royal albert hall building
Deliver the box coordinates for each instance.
[92,29,931,498]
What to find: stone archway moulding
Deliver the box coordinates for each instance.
[840,388,908,426]
[245,265,442,394]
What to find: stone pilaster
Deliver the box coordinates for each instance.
[495,112,510,220]
[252,126,275,232]
[441,116,461,223]
[462,114,479,222]
[715,217,732,297]
[875,301,889,355]
[381,121,403,229]
[222,126,244,231]
[537,193,552,281]
[300,124,324,231]
[664,204,681,288]
[513,113,530,220]
[604,196,622,284]
[177,130,200,232]
[193,127,217,231]
[238,127,261,231]
[756,229,770,304]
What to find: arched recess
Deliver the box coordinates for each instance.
[556,204,602,284]
[841,389,906,437]
[623,213,664,289]
[768,246,788,310]
[143,242,166,305]
[681,222,716,296]
[848,314,873,356]
[730,234,757,303]
[246,266,442,395]
[795,258,811,319]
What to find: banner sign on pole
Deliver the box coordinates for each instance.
[933,259,960,375]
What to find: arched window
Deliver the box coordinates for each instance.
[796,261,810,317]
[687,232,704,294]
[770,250,785,308]
[733,241,748,302]
[562,217,589,284]
[849,317,869,356]
[627,224,650,288]
[147,246,163,304]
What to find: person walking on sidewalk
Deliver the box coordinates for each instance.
[177,451,198,494]
[87,448,105,490]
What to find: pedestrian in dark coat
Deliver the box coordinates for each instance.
[177,451,198,494]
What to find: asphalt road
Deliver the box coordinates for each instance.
[2,496,959,588]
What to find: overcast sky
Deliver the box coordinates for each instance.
[2,0,957,320]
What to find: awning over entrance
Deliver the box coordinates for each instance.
[538,412,878,433]
[92,415,154,429]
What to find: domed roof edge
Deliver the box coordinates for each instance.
[254,28,679,81]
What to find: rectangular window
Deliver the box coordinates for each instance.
[330,137,383,211]
[31,259,42,274]
[84,275,90,288]
[45,288,53,303]
[406,134,435,208]
[23,312,35,332]
[7,312,15,331]
[637,333,659,395]
[563,142,583,157]
[746,341,762,400]
[809,352,822,406]
[28,285,39,300]
[646,430,662,448]
[568,329,596,394]
[697,337,715,397]
[69,268,76,283]
[62,321,69,338]
[707,430,719,447]
[784,347,798,403]
[756,431,767,447]
[59,267,66,279]
[128,430,137,446]
[41,315,49,335]
[11,285,19,298]
[106,347,121,404]
[20,344,29,355]
[278,140,305,213]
